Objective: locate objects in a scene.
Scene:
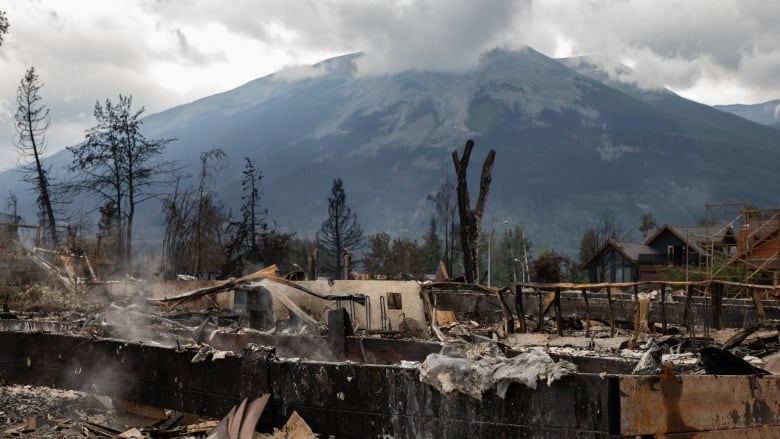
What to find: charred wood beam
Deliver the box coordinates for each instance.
[153,271,366,310]
[521,293,780,329]
[554,287,563,337]
[712,281,725,330]
[750,287,766,322]
[494,287,515,335]
[660,283,668,333]
[606,287,615,336]
[581,289,591,337]
[514,286,527,333]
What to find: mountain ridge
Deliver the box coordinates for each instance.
[3,47,780,257]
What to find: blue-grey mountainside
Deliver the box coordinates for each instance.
[714,100,780,127]
[3,47,780,255]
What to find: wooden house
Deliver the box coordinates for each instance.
[581,224,737,283]
[644,224,737,267]
[580,240,660,283]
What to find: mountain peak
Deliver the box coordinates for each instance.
[4,47,780,257]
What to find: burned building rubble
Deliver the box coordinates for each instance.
[2,262,780,438]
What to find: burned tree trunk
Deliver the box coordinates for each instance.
[452,140,496,284]
[307,248,318,281]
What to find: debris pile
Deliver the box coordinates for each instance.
[3,268,780,437]
[419,341,577,399]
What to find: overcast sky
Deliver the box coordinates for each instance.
[1,0,779,171]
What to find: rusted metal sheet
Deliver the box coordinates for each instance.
[619,375,780,436]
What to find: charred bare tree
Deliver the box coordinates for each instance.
[194,148,227,277]
[14,67,59,248]
[307,248,318,280]
[161,178,194,277]
[452,139,495,284]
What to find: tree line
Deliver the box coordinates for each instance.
[3,15,642,285]
[11,64,653,285]
[10,66,354,280]
[11,65,588,285]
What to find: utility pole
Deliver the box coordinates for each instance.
[522,227,530,283]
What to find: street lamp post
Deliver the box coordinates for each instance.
[487,231,492,287]
[487,220,509,287]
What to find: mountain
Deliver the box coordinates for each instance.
[4,47,780,257]
[714,100,780,127]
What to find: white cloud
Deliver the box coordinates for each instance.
[1,0,780,172]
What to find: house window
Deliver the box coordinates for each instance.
[386,292,402,310]
[667,245,674,266]
[624,267,633,282]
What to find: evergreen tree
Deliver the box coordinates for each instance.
[639,212,658,238]
[317,178,363,279]
[68,94,175,267]
[420,217,443,274]
[236,157,268,259]
[390,237,423,280]
[363,232,391,278]
[14,67,59,247]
